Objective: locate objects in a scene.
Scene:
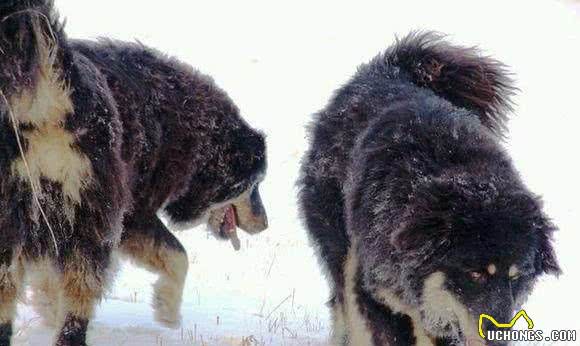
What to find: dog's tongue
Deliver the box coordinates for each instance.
[220,205,241,250]
[220,205,236,232]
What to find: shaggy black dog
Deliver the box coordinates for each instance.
[0,1,267,345]
[299,31,560,346]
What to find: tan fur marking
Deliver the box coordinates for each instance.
[343,245,374,346]
[233,199,259,226]
[120,238,188,328]
[509,265,519,278]
[487,264,497,275]
[60,276,100,319]
[232,190,267,233]
[59,253,113,320]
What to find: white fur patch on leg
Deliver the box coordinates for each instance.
[119,233,189,329]
[343,245,373,346]
[152,250,188,328]
[375,288,434,346]
[27,259,62,327]
[331,300,348,345]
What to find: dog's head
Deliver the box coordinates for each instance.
[349,170,559,345]
[202,124,268,249]
[163,114,268,249]
[389,176,560,344]
[206,179,268,249]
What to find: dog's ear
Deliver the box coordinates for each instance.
[538,242,560,276]
[536,222,561,276]
[519,196,561,276]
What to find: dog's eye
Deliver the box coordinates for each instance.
[511,269,534,281]
[468,271,487,284]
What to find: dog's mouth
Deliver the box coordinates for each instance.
[207,188,268,250]
[220,205,238,233]
[208,204,241,250]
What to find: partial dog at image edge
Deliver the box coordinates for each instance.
[298,31,560,346]
[0,1,268,345]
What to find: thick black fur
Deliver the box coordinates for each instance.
[299,31,559,345]
[0,324,11,346]
[0,1,266,345]
[70,39,267,224]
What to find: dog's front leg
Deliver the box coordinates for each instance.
[119,215,189,328]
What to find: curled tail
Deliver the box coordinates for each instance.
[385,31,516,135]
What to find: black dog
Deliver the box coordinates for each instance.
[0,1,267,345]
[299,31,559,345]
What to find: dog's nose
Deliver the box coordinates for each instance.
[254,214,268,232]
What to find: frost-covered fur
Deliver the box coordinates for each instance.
[0,1,266,345]
[299,31,559,346]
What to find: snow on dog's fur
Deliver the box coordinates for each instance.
[0,1,267,345]
[299,31,560,346]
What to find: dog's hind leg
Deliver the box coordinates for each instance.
[0,248,24,346]
[328,296,348,346]
[119,215,188,328]
[299,177,350,341]
[55,247,114,346]
[28,260,62,328]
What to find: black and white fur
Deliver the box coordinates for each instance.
[0,1,267,345]
[298,31,560,346]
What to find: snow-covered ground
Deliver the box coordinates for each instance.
[11,0,580,345]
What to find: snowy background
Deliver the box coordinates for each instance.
[11,0,580,345]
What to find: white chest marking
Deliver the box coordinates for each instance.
[422,272,484,345]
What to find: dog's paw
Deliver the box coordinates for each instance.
[152,280,183,329]
[30,289,61,327]
[154,308,182,329]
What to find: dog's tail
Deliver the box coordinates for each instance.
[384,31,516,135]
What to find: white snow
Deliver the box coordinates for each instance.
[12,0,580,345]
